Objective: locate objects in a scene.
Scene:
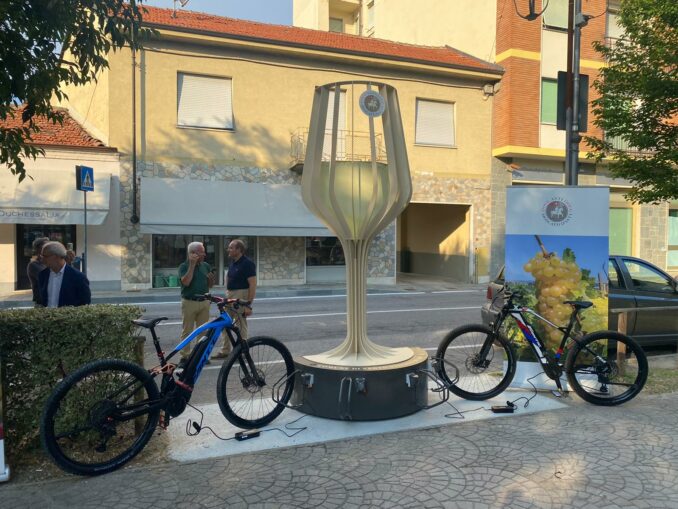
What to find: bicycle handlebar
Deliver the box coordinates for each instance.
[199,294,251,310]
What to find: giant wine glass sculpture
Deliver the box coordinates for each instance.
[302,81,413,367]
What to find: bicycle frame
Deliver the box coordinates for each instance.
[490,297,584,380]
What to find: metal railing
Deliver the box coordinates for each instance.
[611,305,676,374]
[290,128,387,168]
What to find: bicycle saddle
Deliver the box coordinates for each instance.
[563,300,593,310]
[133,317,168,329]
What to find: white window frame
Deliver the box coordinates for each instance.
[177,72,234,130]
[542,0,569,31]
[414,99,456,148]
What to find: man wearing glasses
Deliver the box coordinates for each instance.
[38,241,91,307]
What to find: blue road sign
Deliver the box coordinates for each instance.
[76,165,94,192]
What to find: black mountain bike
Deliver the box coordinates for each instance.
[41,295,295,476]
[436,290,648,406]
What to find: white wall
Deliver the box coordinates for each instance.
[1,148,121,293]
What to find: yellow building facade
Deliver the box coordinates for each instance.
[56,6,502,288]
[295,0,675,277]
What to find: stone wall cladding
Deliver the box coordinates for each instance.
[490,159,512,277]
[410,171,492,279]
[368,223,396,278]
[120,161,302,288]
[639,202,668,269]
[119,161,395,286]
[258,236,305,282]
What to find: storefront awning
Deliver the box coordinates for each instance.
[0,170,111,225]
[140,177,332,236]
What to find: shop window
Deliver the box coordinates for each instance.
[329,17,344,33]
[306,237,345,266]
[415,99,455,147]
[609,208,632,256]
[153,235,218,287]
[15,224,76,290]
[540,79,558,124]
[177,73,233,130]
[668,210,678,269]
[543,0,568,30]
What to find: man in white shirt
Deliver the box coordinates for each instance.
[38,242,91,307]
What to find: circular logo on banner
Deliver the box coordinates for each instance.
[359,90,386,117]
[542,198,573,226]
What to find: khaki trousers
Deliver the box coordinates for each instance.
[180,298,210,359]
[218,288,250,355]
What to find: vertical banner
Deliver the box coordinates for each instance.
[505,186,609,383]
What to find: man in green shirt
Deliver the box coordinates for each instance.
[178,241,215,366]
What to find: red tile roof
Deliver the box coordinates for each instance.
[142,6,503,76]
[0,107,110,150]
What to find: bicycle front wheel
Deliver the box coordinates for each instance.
[436,324,516,400]
[217,336,295,429]
[566,330,648,406]
[40,359,160,476]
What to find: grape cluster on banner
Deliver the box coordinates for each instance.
[505,186,610,351]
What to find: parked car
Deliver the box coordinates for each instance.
[482,255,678,347]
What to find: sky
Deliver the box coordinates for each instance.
[505,234,609,283]
[142,0,293,25]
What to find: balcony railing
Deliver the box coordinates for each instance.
[290,128,387,172]
[605,134,655,158]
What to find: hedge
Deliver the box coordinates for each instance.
[0,304,144,457]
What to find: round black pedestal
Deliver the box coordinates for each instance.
[291,347,430,420]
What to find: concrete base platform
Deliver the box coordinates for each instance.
[166,388,568,463]
[291,347,430,420]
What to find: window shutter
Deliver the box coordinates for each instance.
[323,90,346,159]
[177,74,233,129]
[415,100,455,147]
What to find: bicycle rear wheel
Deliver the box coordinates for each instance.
[436,324,516,400]
[217,336,295,429]
[566,330,648,406]
[40,359,160,476]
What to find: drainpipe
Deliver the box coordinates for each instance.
[130,40,139,224]
[358,0,363,35]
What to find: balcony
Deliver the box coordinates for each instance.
[605,134,655,158]
[290,128,387,173]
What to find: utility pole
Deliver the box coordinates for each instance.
[565,0,589,186]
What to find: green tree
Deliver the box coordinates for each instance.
[0,1,150,181]
[587,0,678,203]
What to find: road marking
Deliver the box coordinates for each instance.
[157,306,480,326]
[123,291,429,306]
[196,347,452,371]
[431,290,482,294]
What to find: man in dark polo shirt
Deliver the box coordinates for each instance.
[212,239,256,359]
[178,241,215,365]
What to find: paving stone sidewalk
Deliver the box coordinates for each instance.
[2,392,677,508]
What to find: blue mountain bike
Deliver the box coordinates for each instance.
[40,295,295,476]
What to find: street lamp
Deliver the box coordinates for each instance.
[514,0,590,186]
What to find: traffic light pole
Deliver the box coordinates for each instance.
[565,0,585,186]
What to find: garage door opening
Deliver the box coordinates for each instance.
[398,203,471,282]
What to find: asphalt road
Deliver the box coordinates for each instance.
[136,289,486,405]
